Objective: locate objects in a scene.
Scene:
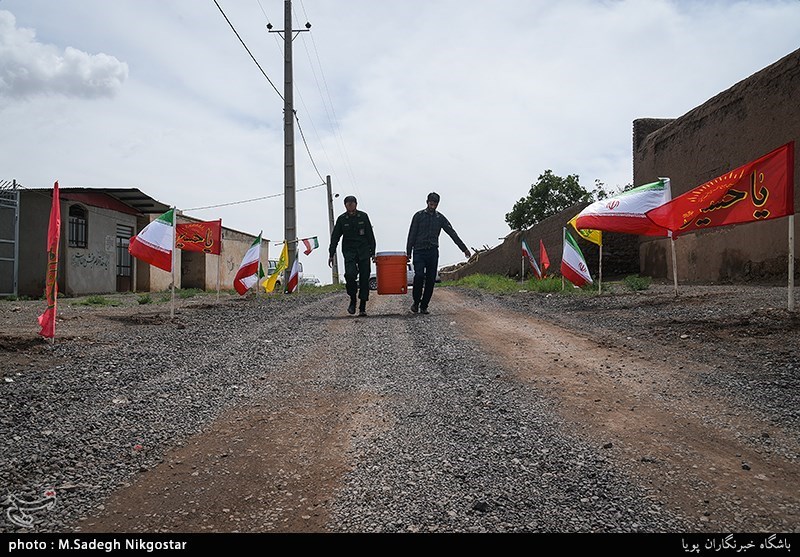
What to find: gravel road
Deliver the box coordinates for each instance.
[0,282,797,534]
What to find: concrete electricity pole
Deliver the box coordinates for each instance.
[326,175,340,284]
[267,1,309,290]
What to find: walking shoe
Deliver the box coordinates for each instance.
[347,298,356,315]
[358,309,367,317]
[410,302,419,314]
[358,301,367,317]
[420,306,430,314]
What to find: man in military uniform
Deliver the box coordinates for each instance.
[329,195,376,316]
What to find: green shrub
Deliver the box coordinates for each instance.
[623,274,651,291]
[137,294,152,305]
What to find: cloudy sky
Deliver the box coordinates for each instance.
[1,0,798,284]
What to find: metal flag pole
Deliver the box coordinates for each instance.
[170,207,177,319]
[598,243,603,295]
[561,228,565,291]
[789,214,795,311]
[670,233,678,297]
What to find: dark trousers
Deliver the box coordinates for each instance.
[344,255,371,302]
[412,248,438,308]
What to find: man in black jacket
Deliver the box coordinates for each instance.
[406,192,471,314]
[329,195,376,316]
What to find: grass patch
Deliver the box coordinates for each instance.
[623,274,652,291]
[446,274,523,293]
[137,294,152,305]
[177,288,204,299]
[72,295,121,307]
[523,276,564,293]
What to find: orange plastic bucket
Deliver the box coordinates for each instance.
[375,251,408,295]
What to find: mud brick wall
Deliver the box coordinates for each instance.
[635,48,800,283]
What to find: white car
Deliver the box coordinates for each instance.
[368,263,440,290]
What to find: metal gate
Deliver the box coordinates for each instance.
[0,180,20,297]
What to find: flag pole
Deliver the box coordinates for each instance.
[670,234,678,297]
[170,207,177,319]
[561,228,565,291]
[216,220,222,303]
[521,254,525,284]
[789,215,795,312]
[598,243,603,295]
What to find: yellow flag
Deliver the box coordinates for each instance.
[262,242,288,292]
[568,215,602,246]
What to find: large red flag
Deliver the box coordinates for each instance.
[540,239,550,274]
[646,142,795,236]
[176,219,222,254]
[37,181,61,338]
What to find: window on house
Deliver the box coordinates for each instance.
[68,205,88,248]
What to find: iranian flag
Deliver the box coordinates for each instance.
[129,209,174,272]
[561,229,593,287]
[521,238,542,279]
[301,236,319,255]
[574,179,671,236]
[234,233,262,295]
[287,255,300,293]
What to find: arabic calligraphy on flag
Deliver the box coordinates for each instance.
[646,142,795,236]
[176,220,222,254]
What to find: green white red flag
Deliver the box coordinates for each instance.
[234,232,262,295]
[129,209,175,272]
[301,236,319,255]
[561,229,593,287]
[574,179,671,236]
[521,238,542,279]
[646,142,795,236]
[37,181,61,338]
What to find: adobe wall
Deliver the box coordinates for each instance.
[635,48,800,283]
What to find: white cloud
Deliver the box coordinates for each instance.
[0,10,128,99]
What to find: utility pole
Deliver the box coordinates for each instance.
[326,175,340,284]
[267,1,310,290]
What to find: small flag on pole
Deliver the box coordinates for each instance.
[287,255,300,293]
[301,236,319,255]
[233,233,262,295]
[561,229,593,287]
[37,181,61,339]
[540,239,550,275]
[521,238,542,279]
[129,209,175,272]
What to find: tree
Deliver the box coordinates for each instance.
[505,170,593,230]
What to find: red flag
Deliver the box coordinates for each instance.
[176,219,222,254]
[540,239,550,274]
[37,181,61,338]
[646,142,795,236]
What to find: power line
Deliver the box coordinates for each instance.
[184,181,325,211]
[213,0,284,101]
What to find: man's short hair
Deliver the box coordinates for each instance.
[427,192,440,203]
[343,195,357,204]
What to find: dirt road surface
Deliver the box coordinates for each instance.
[1,284,798,534]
